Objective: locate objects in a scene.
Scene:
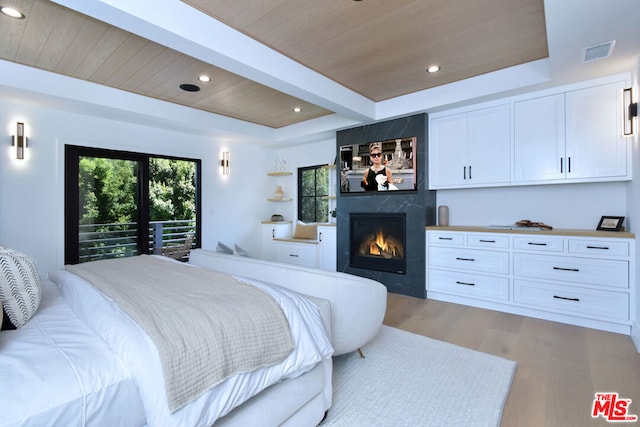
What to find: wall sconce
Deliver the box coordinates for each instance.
[623,87,638,136]
[11,122,27,159]
[221,151,230,175]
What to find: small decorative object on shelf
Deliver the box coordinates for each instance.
[437,205,449,226]
[275,156,287,172]
[596,216,625,231]
[274,185,284,200]
[271,214,284,222]
[515,219,553,230]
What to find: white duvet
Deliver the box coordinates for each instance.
[0,280,145,427]
[49,258,333,427]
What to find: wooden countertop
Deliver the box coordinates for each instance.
[425,225,635,239]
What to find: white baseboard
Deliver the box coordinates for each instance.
[632,320,640,353]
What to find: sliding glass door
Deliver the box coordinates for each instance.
[65,145,200,265]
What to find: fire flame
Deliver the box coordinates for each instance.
[363,228,403,259]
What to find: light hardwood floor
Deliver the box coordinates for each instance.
[383,292,640,426]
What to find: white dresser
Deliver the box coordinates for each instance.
[426,226,635,334]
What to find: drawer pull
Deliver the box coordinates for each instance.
[479,239,496,243]
[439,237,453,240]
[456,281,475,286]
[553,266,579,272]
[528,242,547,246]
[553,295,580,302]
[288,254,299,258]
[586,245,609,250]
[456,257,475,262]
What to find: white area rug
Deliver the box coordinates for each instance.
[321,325,516,427]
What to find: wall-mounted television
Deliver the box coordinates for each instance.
[339,136,417,194]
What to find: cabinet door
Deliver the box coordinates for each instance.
[317,226,337,271]
[429,113,468,188]
[466,104,511,185]
[514,93,566,183]
[565,81,628,180]
[261,223,291,261]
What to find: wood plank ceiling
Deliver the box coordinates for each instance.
[183,0,549,101]
[0,0,548,128]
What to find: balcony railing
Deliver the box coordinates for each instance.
[78,219,196,263]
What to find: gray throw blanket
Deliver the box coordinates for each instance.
[66,255,294,411]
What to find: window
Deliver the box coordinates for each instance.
[298,165,329,223]
[65,145,201,264]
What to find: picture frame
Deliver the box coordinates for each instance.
[596,216,625,231]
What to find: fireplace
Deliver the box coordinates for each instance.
[350,213,406,274]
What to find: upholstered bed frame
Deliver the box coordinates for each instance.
[188,249,387,426]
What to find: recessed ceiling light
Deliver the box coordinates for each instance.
[1,6,25,19]
[292,107,302,113]
[179,83,200,92]
[427,65,440,73]
[198,75,211,82]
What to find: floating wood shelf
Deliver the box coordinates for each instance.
[267,171,293,176]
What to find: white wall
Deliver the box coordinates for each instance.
[274,138,336,222]
[436,182,628,229]
[626,57,640,348]
[0,99,273,276]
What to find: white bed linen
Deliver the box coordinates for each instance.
[0,280,145,427]
[49,259,333,427]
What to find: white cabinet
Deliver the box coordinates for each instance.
[275,241,317,267]
[317,225,337,271]
[429,103,511,189]
[426,230,510,303]
[261,222,291,261]
[514,80,629,184]
[513,93,565,182]
[264,223,336,271]
[426,228,634,334]
[565,81,628,180]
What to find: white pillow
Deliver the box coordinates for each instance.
[0,248,41,328]
[233,244,250,257]
[216,241,234,254]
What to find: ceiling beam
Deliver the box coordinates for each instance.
[49,0,376,122]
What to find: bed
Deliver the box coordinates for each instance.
[1,248,386,426]
[0,279,146,427]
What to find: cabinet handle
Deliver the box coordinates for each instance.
[553,266,579,272]
[553,295,580,302]
[288,254,299,258]
[438,237,453,241]
[560,158,563,173]
[456,257,475,262]
[469,165,472,180]
[568,157,571,173]
[528,242,547,246]
[272,229,275,238]
[586,245,609,250]
[456,281,475,286]
[463,166,466,180]
[319,232,323,242]
[479,239,495,243]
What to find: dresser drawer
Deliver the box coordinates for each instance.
[429,269,509,301]
[513,236,563,252]
[466,233,510,249]
[568,239,629,257]
[513,253,628,288]
[428,247,509,274]
[276,241,317,267]
[514,279,629,321]
[428,231,464,246]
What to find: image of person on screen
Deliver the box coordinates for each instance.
[361,142,394,191]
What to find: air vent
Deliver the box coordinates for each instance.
[582,40,616,63]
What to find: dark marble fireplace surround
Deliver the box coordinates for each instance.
[336,113,436,298]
